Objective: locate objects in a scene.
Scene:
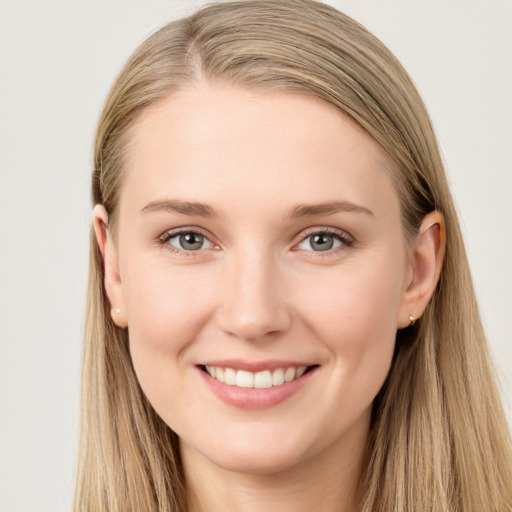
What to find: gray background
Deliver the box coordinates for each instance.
[1,0,511,510]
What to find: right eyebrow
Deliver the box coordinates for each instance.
[140,199,218,218]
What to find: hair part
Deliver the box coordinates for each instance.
[77,1,512,510]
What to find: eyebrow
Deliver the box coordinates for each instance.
[288,200,374,218]
[140,198,373,219]
[141,199,217,217]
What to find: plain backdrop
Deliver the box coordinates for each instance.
[1,0,511,510]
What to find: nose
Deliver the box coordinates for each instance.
[215,250,292,342]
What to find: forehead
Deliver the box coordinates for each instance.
[120,82,399,221]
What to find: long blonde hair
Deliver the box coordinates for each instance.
[75,1,512,510]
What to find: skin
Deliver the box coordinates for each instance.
[94,82,445,512]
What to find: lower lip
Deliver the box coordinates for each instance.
[197,367,317,410]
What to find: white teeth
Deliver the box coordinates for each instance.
[272,368,285,386]
[254,370,272,388]
[224,368,236,385]
[236,370,254,388]
[295,366,307,378]
[284,367,296,382]
[205,365,310,388]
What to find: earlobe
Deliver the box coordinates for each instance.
[92,205,128,328]
[398,211,446,329]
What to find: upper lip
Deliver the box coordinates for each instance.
[198,359,316,372]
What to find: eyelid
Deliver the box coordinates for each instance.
[157,227,218,255]
[155,225,354,255]
[292,226,354,252]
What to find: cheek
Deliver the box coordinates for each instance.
[294,258,404,342]
[291,252,405,405]
[124,259,216,343]
[120,261,216,396]
[292,259,403,422]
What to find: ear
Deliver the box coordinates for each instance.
[92,204,128,328]
[397,211,446,328]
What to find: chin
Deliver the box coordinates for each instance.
[181,429,312,476]
[210,446,305,475]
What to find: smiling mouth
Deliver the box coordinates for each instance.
[198,365,318,389]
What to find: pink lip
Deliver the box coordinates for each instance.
[200,359,313,372]
[197,364,318,410]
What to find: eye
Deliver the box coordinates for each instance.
[296,231,349,252]
[166,231,215,251]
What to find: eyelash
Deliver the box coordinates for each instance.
[295,227,354,255]
[156,227,354,256]
[157,228,215,257]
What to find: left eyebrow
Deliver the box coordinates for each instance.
[288,200,374,219]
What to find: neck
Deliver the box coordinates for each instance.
[181,420,369,512]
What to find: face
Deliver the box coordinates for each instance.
[101,82,417,475]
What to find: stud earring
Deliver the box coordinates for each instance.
[113,308,121,314]
[408,315,417,326]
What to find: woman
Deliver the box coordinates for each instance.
[75,0,512,510]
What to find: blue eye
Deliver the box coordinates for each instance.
[167,232,214,251]
[297,232,345,252]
